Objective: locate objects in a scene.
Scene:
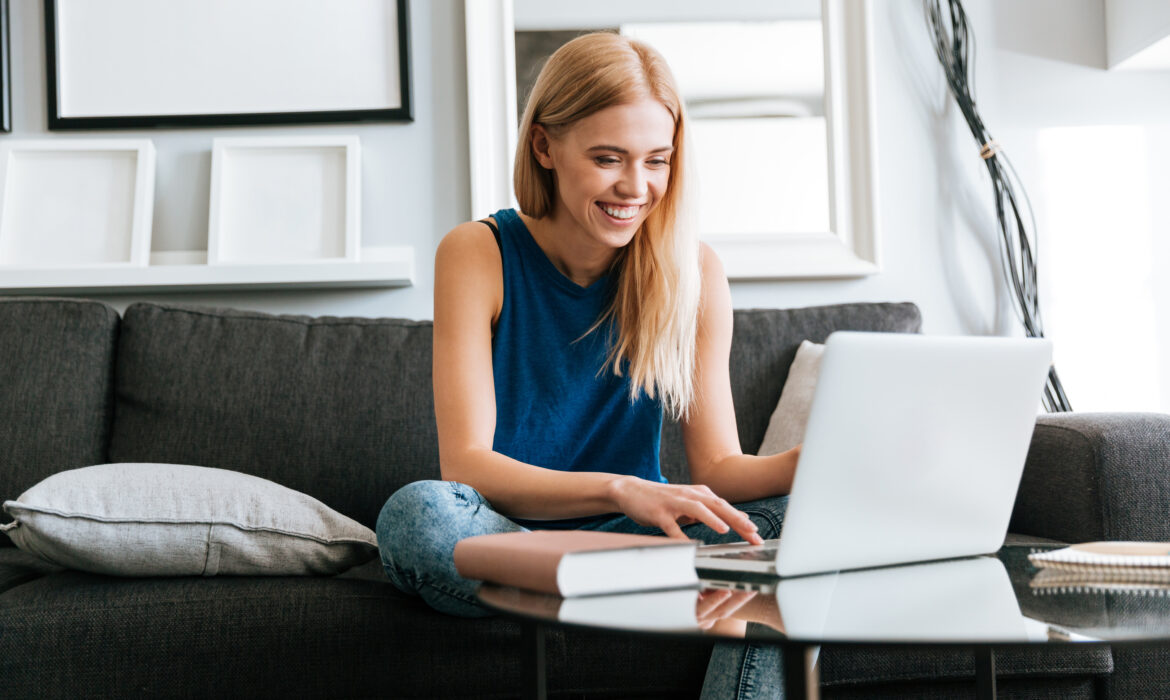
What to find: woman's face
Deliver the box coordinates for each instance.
[535,98,675,250]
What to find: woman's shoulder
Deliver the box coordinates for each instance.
[698,241,726,281]
[437,218,502,265]
[435,219,505,322]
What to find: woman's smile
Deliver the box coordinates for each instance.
[596,201,643,224]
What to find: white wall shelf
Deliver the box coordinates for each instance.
[0,246,414,295]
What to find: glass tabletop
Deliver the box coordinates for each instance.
[476,544,1170,647]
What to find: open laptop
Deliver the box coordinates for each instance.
[694,331,1053,579]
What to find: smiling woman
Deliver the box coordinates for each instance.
[510,35,700,416]
[377,30,801,700]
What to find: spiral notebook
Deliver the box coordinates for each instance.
[1030,569,1170,595]
[1028,542,1170,571]
[1028,542,1170,595]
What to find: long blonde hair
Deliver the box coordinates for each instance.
[513,32,701,421]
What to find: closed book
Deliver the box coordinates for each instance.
[454,530,699,597]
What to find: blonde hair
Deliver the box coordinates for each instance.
[514,32,701,420]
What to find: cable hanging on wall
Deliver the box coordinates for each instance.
[924,0,1073,412]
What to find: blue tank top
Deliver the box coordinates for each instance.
[489,208,666,529]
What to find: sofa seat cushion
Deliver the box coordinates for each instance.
[0,297,119,541]
[824,677,1099,699]
[818,644,1112,688]
[0,561,713,699]
[0,557,1113,699]
[0,548,63,595]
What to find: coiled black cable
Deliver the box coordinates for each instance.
[924,0,1073,412]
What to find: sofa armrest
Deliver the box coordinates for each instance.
[1009,412,1170,543]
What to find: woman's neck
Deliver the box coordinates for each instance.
[520,211,618,288]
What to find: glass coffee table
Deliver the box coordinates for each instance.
[477,543,1170,700]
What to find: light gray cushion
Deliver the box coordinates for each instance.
[758,340,825,456]
[1,463,377,576]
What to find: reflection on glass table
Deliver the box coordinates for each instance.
[480,554,1036,642]
[477,545,1170,700]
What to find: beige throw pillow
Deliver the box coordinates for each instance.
[758,340,826,456]
[1,463,377,577]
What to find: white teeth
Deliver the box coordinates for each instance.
[600,204,638,219]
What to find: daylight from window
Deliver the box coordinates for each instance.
[1037,125,1170,413]
[620,21,831,237]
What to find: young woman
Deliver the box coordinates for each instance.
[377,32,801,699]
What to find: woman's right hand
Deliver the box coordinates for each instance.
[606,476,763,544]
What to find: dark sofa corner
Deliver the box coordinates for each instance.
[1,296,1164,698]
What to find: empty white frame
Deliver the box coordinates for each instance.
[45,0,412,129]
[0,139,155,268]
[208,136,361,265]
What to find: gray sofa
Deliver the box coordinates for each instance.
[1,296,1167,699]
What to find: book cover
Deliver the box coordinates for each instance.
[454,530,699,597]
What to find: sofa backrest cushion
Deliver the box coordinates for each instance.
[0,297,119,543]
[108,301,922,528]
[108,303,435,531]
[657,302,923,484]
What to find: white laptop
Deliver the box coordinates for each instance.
[694,331,1054,579]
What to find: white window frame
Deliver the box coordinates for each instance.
[465,0,879,280]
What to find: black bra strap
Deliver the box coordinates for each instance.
[478,218,502,252]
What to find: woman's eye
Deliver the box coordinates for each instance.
[648,159,669,167]
[595,156,620,165]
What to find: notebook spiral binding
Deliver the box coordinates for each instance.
[1028,547,1170,595]
[1031,583,1170,597]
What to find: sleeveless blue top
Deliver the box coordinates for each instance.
[489,208,666,529]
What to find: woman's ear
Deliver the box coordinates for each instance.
[531,124,555,170]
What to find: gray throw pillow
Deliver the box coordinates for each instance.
[758,340,825,456]
[1,463,377,576]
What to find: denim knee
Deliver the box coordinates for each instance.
[375,479,523,616]
[376,480,475,578]
[735,495,789,540]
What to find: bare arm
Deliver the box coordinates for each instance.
[433,222,618,518]
[682,244,801,504]
[432,223,759,540]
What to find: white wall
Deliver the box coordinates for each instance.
[3,0,1168,372]
[4,0,470,320]
[978,0,1170,411]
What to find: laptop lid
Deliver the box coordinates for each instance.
[771,331,1053,577]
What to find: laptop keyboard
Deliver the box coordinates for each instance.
[708,545,779,562]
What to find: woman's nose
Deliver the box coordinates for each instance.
[616,165,648,199]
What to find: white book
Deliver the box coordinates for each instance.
[454,531,699,597]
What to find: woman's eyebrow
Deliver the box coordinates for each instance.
[586,145,674,154]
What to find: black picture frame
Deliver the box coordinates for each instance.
[1,0,12,133]
[44,0,412,130]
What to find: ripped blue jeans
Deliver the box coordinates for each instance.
[376,480,788,700]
